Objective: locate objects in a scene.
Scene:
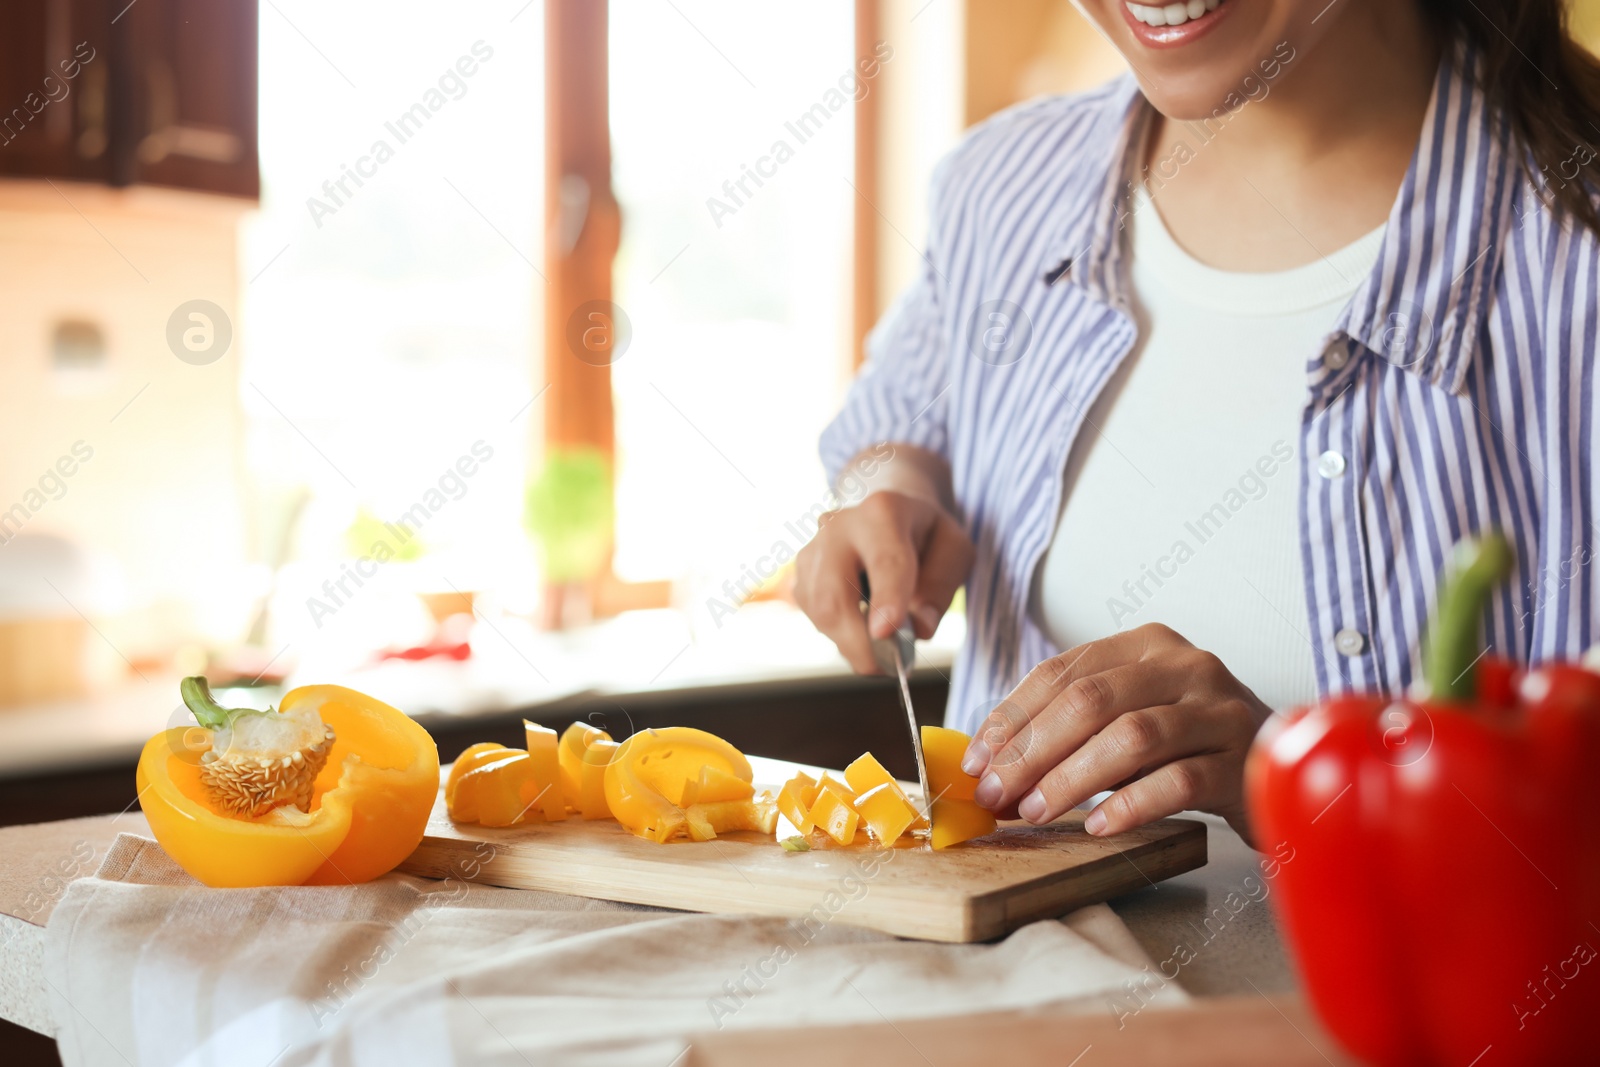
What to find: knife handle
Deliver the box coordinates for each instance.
[858,571,915,672]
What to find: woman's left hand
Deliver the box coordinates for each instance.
[962,623,1272,843]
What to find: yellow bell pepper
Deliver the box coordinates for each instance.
[604,727,774,842]
[137,683,439,887]
[558,722,610,811]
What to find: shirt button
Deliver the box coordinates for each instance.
[1326,345,1350,370]
[1334,628,1367,656]
[1317,450,1347,479]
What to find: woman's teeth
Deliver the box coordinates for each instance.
[1125,0,1222,27]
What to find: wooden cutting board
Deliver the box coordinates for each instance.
[399,758,1207,942]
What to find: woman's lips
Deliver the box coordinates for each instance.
[1120,0,1232,49]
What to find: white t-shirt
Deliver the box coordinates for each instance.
[1031,185,1384,712]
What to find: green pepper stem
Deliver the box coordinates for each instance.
[1424,534,1514,702]
[180,676,236,730]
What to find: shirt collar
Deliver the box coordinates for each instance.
[1042,41,1517,398]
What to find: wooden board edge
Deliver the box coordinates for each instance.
[402,839,977,942]
[965,818,1208,941]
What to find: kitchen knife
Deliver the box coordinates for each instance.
[860,575,934,821]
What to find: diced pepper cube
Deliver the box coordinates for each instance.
[844,752,898,797]
[776,771,820,833]
[921,725,981,803]
[854,782,919,846]
[816,773,856,803]
[930,796,996,849]
[808,787,859,845]
[523,720,567,821]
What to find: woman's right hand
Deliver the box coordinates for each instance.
[794,489,974,675]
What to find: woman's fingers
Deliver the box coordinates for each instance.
[908,512,974,639]
[856,494,920,640]
[1082,755,1224,836]
[795,492,972,676]
[972,663,1183,812]
[1014,701,1229,823]
[795,527,879,675]
[963,626,1183,777]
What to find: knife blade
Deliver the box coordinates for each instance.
[860,574,934,821]
[890,629,935,823]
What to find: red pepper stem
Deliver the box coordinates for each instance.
[1424,535,1514,702]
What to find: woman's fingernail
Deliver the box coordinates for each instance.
[1018,790,1047,823]
[1084,809,1108,835]
[973,772,1003,809]
[960,740,990,776]
[913,604,941,634]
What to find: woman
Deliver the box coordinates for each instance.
[796,0,1600,844]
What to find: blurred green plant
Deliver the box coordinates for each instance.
[524,448,614,582]
[345,506,426,563]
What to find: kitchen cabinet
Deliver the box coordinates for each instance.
[0,0,258,198]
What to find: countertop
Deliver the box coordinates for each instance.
[0,604,962,780]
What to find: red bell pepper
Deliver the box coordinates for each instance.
[1248,535,1600,1067]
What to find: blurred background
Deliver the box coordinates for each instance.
[0,1,1595,818]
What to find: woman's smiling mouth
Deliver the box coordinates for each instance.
[1121,0,1233,48]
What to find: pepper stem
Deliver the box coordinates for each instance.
[181,676,237,730]
[1424,534,1514,702]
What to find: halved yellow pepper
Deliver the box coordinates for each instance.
[604,727,770,842]
[137,684,439,887]
[523,721,567,821]
[855,782,919,845]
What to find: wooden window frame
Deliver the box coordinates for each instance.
[541,0,881,619]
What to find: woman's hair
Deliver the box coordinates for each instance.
[1422,1,1600,234]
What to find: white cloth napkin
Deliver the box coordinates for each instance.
[45,833,1187,1067]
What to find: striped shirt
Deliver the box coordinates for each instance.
[820,43,1600,733]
